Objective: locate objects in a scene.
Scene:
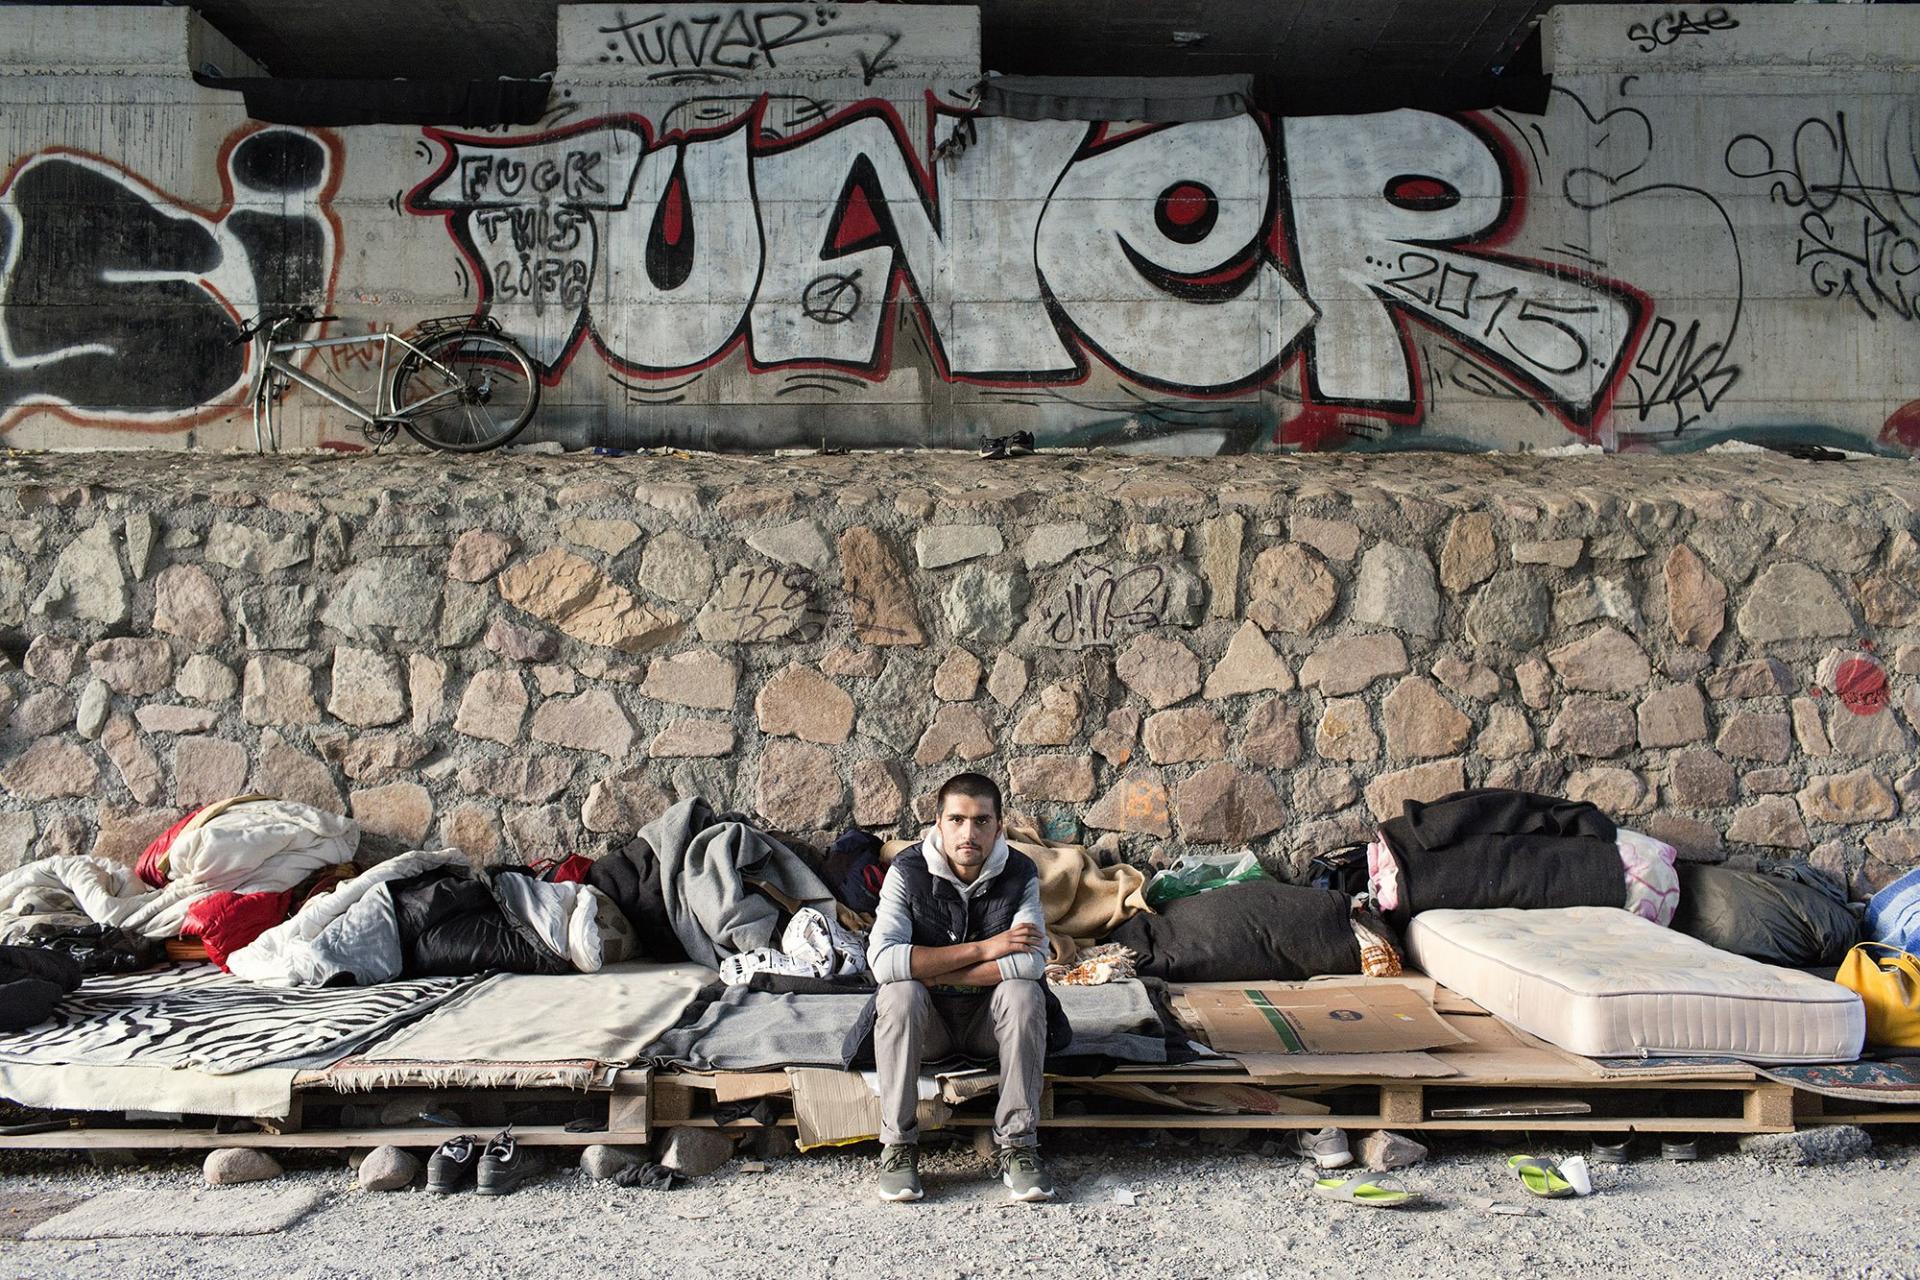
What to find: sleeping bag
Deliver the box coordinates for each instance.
[1108,879,1360,981]
[1672,862,1861,967]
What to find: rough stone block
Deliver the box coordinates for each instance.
[1247,545,1337,635]
[1350,543,1439,637]
[453,668,529,745]
[755,741,845,829]
[1380,678,1471,759]
[1175,764,1284,844]
[1365,760,1467,821]
[755,664,855,745]
[1299,634,1407,697]
[1142,707,1228,764]
[1203,621,1294,698]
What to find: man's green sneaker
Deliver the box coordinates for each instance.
[998,1146,1055,1202]
[877,1143,923,1202]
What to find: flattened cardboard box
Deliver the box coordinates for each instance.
[1183,983,1469,1056]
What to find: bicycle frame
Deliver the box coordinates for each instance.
[248,325,465,452]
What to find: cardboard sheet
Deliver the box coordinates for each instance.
[1182,982,1469,1056]
[1229,1050,1459,1080]
[787,1068,949,1149]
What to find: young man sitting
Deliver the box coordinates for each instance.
[865,771,1057,1203]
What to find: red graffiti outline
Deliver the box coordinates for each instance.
[0,124,345,437]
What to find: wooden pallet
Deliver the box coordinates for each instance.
[2,1063,1914,1152]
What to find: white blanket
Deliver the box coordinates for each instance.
[0,799,358,942]
[227,849,465,987]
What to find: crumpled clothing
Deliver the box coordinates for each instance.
[611,1162,679,1191]
[1045,943,1138,986]
[719,907,868,986]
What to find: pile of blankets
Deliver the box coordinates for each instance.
[0,798,359,964]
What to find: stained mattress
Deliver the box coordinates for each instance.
[1406,907,1864,1063]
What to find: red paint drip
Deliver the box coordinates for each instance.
[1832,656,1889,716]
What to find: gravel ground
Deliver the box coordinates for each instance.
[2,1130,1915,1280]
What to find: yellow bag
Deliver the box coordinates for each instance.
[1836,942,1920,1048]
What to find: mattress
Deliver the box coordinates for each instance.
[1406,907,1865,1063]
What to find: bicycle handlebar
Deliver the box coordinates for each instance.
[229,307,340,346]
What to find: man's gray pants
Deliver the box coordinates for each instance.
[874,979,1046,1149]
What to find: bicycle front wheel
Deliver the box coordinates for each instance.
[391,329,540,452]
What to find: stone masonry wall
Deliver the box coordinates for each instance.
[0,449,1916,900]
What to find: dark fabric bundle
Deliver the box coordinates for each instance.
[585,837,687,962]
[1379,788,1626,927]
[1673,863,1862,967]
[1108,879,1361,982]
[13,922,165,976]
[0,944,84,1033]
[388,868,570,979]
[823,828,886,915]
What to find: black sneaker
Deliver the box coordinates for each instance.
[476,1128,544,1196]
[979,431,1037,461]
[426,1133,480,1194]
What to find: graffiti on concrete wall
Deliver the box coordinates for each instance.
[591,5,905,85]
[0,82,1906,454]
[408,101,1643,433]
[1726,107,1920,325]
[0,125,339,433]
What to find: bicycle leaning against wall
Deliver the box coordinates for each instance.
[233,305,541,453]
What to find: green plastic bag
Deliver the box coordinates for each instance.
[1144,851,1268,909]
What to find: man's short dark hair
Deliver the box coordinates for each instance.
[937,772,1002,818]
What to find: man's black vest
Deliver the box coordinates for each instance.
[869,843,1073,1057]
[886,844,1038,948]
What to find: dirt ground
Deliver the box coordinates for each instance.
[1,1129,1915,1280]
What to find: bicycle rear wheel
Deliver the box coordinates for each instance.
[391,329,539,452]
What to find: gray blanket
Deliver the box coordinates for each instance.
[644,798,836,967]
[646,978,1170,1071]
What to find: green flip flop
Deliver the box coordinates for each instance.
[1312,1172,1417,1207]
[1507,1155,1577,1199]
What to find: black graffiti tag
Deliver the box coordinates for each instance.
[1045,560,1171,647]
[801,270,862,324]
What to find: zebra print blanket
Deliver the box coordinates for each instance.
[0,963,477,1075]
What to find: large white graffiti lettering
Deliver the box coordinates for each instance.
[408,101,1639,426]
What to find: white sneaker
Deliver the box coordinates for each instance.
[1297,1126,1352,1170]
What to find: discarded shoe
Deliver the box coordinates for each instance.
[999,1145,1056,1203]
[979,430,1035,460]
[1661,1139,1700,1162]
[1507,1154,1577,1198]
[1590,1137,1631,1165]
[877,1143,923,1202]
[426,1134,480,1194]
[1311,1172,1416,1208]
[476,1128,544,1196]
[1296,1126,1353,1170]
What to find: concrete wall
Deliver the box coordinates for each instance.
[0,3,1916,455]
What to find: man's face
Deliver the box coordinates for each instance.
[938,792,1002,881]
